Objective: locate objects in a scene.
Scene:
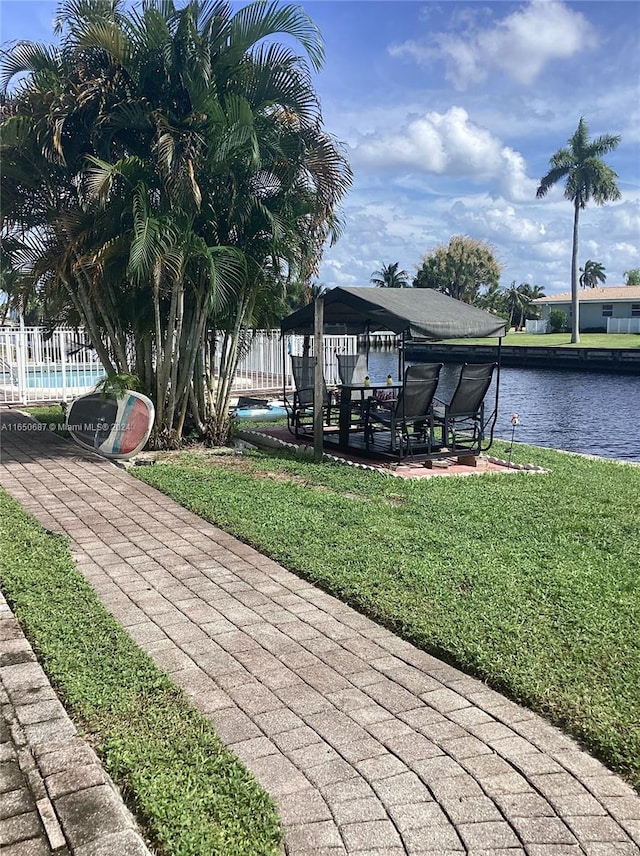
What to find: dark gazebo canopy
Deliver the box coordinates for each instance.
[281,286,506,340]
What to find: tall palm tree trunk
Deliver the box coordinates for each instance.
[571,201,580,344]
[175,302,208,437]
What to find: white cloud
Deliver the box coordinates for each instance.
[613,243,639,259]
[319,186,639,296]
[478,0,594,85]
[450,200,547,246]
[390,0,595,90]
[353,107,537,203]
[609,201,640,236]
[322,258,361,286]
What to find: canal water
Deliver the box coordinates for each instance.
[365,351,640,462]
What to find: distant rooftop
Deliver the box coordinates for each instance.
[533,286,640,304]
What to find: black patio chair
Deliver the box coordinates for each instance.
[432,362,496,452]
[336,353,373,426]
[364,362,443,457]
[285,355,332,437]
[337,353,368,386]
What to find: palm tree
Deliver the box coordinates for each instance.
[503,282,527,330]
[1,0,351,443]
[536,117,621,343]
[476,281,506,315]
[579,260,607,289]
[285,281,327,312]
[370,262,409,288]
[521,283,546,318]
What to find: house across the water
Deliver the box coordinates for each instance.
[532,286,640,333]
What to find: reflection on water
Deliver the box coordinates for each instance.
[364,351,640,462]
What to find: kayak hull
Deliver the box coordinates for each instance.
[67,390,155,459]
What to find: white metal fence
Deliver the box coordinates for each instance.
[607,318,640,334]
[0,326,106,404]
[232,332,358,391]
[525,319,549,334]
[0,326,359,404]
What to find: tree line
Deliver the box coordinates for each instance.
[370,238,545,330]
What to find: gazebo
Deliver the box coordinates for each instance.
[280,286,506,460]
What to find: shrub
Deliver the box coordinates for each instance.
[549,309,568,332]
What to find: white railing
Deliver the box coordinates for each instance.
[607,317,640,334]
[0,326,359,404]
[0,326,106,405]
[225,330,290,392]
[231,331,358,391]
[525,319,549,334]
[314,333,360,386]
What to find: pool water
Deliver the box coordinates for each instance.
[1,367,106,388]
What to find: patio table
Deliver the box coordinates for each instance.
[337,382,402,449]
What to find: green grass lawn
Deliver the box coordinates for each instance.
[22,403,70,436]
[135,442,640,789]
[0,490,282,856]
[441,332,640,348]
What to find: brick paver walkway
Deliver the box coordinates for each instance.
[0,591,151,856]
[1,410,639,856]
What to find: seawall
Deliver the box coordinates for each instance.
[405,342,640,374]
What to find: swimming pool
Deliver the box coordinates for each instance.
[0,366,106,389]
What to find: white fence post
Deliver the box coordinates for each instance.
[59,329,68,401]
[17,317,28,404]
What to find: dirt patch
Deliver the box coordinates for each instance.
[149,449,376,500]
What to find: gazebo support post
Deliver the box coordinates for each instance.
[313,296,324,461]
[281,334,286,409]
[480,335,503,452]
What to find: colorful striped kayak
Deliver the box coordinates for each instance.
[67,390,155,459]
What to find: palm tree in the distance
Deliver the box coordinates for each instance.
[504,282,546,330]
[537,117,621,343]
[579,260,607,289]
[370,262,410,288]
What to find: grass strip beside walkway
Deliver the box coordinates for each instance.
[23,404,69,434]
[135,442,640,790]
[0,490,282,856]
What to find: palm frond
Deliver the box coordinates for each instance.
[154,131,175,174]
[228,1,324,71]
[206,245,247,315]
[536,162,571,198]
[242,43,319,126]
[72,20,133,65]
[97,98,153,138]
[84,155,146,201]
[54,0,126,36]
[196,0,232,35]
[128,181,182,283]
[1,42,61,93]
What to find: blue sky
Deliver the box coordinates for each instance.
[1,0,639,295]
